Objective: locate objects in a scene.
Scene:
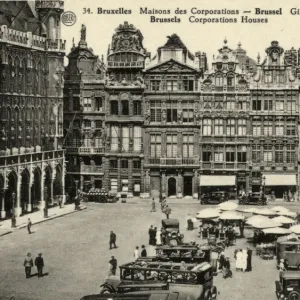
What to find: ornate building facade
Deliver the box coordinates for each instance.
[64,25,106,195]
[249,41,300,198]
[0,1,65,218]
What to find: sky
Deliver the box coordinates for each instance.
[61,0,300,64]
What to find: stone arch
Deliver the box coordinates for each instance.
[7,106,12,150]
[168,177,177,197]
[5,170,18,217]
[44,165,52,205]
[31,166,42,210]
[53,164,63,198]
[20,168,30,212]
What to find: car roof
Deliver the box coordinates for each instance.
[281,271,300,280]
[162,219,179,226]
[156,245,198,251]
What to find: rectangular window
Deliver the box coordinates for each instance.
[226,101,236,110]
[203,119,212,136]
[202,146,212,162]
[150,101,161,122]
[226,119,236,135]
[287,100,296,111]
[275,144,284,163]
[183,79,194,91]
[166,134,177,157]
[226,146,235,162]
[252,122,261,136]
[84,120,91,128]
[72,130,81,147]
[263,144,273,162]
[95,120,102,128]
[110,159,118,169]
[121,160,128,168]
[95,97,102,112]
[264,71,273,83]
[286,120,296,136]
[111,101,118,115]
[237,100,247,110]
[287,145,295,163]
[214,146,224,162]
[238,145,247,162]
[183,134,194,157]
[276,101,284,111]
[252,95,262,111]
[238,119,247,136]
[166,101,177,123]
[214,119,224,135]
[182,101,194,123]
[83,98,92,112]
[275,120,284,136]
[122,127,129,151]
[264,100,273,111]
[133,101,141,115]
[150,134,161,157]
[252,144,261,163]
[73,97,80,111]
[121,101,129,115]
[94,130,102,147]
[133,126,142,152]
[166,80,178,91]
[264,123,273,136]
[110,126,119,151]
[133,160,141,169]
[150,80,160,91]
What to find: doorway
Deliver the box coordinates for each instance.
[184,177,193,196]
[168,177,176,196]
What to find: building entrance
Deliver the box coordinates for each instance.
[168,178,176,196]
[183,177,193,196]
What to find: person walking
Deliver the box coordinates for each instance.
[153,227,158,245]
[222,257,232,279]
[246,247,252,271]
[141,245,147,257]
[24,253,33,279]
[150,198,156,212]
[164,205,171,219]
[241,249,248,272]
[35,253,44,278]
[109,256,117,275]
[218,251,226,271]
[109,231,117,249]
[27,218,32,234]
[156,228,162,246]
[134,246,140,260]
[148,225,154,245]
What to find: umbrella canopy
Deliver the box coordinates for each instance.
[277,233,299,242]
[272,216,296,225]
[218,201,238,211]
[219,211,245,220]
[254,208,277,216]
[277,211,297,218]
[250,218,281,229]
[196,208,220,219]
[247,215,270,225]
[237,207,258,213]
[262,227,291,235]
[290,225,300,234]
[271,206,290,213]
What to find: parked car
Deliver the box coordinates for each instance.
[238,192,267,206]
[276,271,300,300]
[200,191,229,205]
[161,219,184,246]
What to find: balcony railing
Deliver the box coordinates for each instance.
[67,165,103,173]
[201,162,247,170]
[66,147,104,154]
[146,157,199,166]
[107,61,144,68]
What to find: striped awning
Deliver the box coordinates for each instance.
[199,175,235,186]
[263,174,296,186]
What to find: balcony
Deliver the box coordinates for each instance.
[66,147,104,154]
[107,61,144,68]
[67,165,103,174]
[201,162,248,170]
[146,157,199,166]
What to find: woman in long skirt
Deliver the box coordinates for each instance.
[156,228,162,245]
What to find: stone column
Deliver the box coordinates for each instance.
[193,170,199,199]
[246,173,250,194]
[143,169,150,198]
[62,160,66,205]
[27,182,32,212]
[117,158,121,198]
[0,189,6,219]
[50,179,54,205]
[80,175,84,190]
[15,173,22,217]
[161,170,166,197]
[41,169,45,210]
[128,159,133,198]
[177,170,183,198]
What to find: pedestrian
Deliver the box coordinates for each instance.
[164,205,171,219]
[35,253,44,278]
[218,251,226,271]
[246,247,252,272]
[241,249,248,272]
[134,246,140,260]
[148,225,154,245]
[23,253,33,279]
[141,245,147,257]
[150,198,156,212]
[27,218,32,234]
[58,197,62,208]
[235,249,243,271]
[222,257,232,279]
[153,227,157,245]
[211,250,219,272]
[109,231,117,249]
[109,256,117,275]
[156,228,162,246]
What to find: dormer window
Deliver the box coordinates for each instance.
[216,62,222,70]
[227,75,234,87]
[228,62,234,70]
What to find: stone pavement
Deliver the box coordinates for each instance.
[0,204,87,237]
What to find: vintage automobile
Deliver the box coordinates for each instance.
[238,192,267,206]
[81,291,199,300]
[137,244,211,264]
[100,261,217,300]
[162,219,184,246]
[276,271,300,300]
[81,188,118,203]
[276,239,300,270]
[200,191,229,205]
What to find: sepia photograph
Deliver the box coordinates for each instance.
[1,0,300,299]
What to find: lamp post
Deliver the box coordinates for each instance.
[262,176,266,198]
[75,180,79,196]
[44,186,48,218]
[11,191,16,228]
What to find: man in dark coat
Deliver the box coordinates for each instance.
[148,225,154,245]
[246,247,252,271]
[164,205,171,219]
[109,256,117,275]
[109,231,117,249]
[35,253,44,278]
[141,245,147,257]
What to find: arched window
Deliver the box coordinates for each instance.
[32,61,37,95]
[21,59,27,94]
[14,107,19,147]
[37,61,42,95]
[7,56,12,92]
[227,75,235,87]
[215,75,223,86]
[7,107,12,149]
[14,57,20,93]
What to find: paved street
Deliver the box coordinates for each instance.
[0,200,300,300]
